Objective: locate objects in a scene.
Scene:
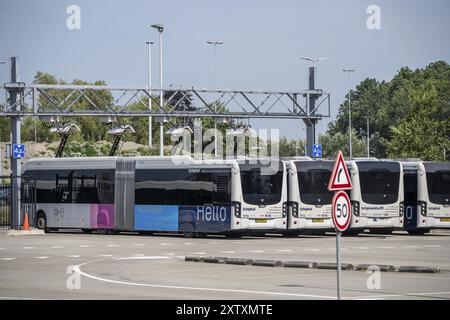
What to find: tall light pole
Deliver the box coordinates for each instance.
[366,116,371,157]
[151,24,165,156]
[207,40,224,157]
[343,68,355,158]
[146,41,154,148]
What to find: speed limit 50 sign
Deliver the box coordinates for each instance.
[331,191,352,232]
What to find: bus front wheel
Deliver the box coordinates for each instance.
[36,212,48,233]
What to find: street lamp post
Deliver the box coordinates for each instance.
[146,41,154,148]
[366,116,371,157]
[207,41,224,158]
[151,24,165,156]
[342,69,355,158]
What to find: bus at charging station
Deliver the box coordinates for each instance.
[285,158,334,235]
[23,156,287,236]
[402,161,450,235]
[346,159,404,234]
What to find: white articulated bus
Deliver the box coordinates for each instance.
[235,158,288,234]
[285,158,334,235]
[402,161,450,235]
[346,159,404,234]
[23,156,287,236]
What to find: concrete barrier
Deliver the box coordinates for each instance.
[355,264,396,272]
[283,261,317,269]
[203,257,225,264]
[398,266,440,273]
[317,262,353,270]
[224,258,253,266]
[185,256,204,263]
[6,229,45,236]
[252,259,283,267]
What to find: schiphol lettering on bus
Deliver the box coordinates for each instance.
[196,205,227,222]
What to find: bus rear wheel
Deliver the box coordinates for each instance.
[36,212,48,233]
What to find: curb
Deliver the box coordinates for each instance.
[317,262,353,270]
[224,258,253,266]
[6,229,45,236]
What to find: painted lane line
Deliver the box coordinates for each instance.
[74,263,335,299]
[107,244,120,247]
[100,254,113,257]
[164,253,175,256]
[33,256,49,259]
[184,243,195,245]
[79,245,92,248]
[160,243,174,246]
[304,249,319,252]
[65,255,81,258]
[51,246,63,249]
[377,247,395,249]
[133,244,146,247]
[401,246,418,249]
[352,291,450,300]
[220,251,235,254]
[191,252,205,255]
[249,250,264,253]
[22,247,35,250]
[277,249,292,252]
[0,258,16,261]
[353,247,369,250]
[424,245,442,248]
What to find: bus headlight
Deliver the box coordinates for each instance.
[282,202,287,218]
[351,201,360,217]
[399,201,404,217]
[232,201,241,218]
[418,201,427,216]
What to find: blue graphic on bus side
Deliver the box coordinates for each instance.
[134,205,179,231]
[179,205,231,233]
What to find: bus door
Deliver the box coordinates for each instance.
[403,171,418,230]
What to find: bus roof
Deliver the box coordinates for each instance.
[23,157,117,172]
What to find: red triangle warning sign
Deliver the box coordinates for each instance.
[328,150,352,191]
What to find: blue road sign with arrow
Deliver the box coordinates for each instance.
[12,144,25,159]
[312,144,322,158]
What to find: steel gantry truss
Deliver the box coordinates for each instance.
[1,83,330,120]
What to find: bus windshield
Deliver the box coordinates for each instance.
[426,171,450,205]
[239,165,283,205]
[297,163,333,205]
[358,162,400,205]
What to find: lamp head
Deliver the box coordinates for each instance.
[151,24,164,32]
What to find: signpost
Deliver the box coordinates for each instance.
[328,150,352,300]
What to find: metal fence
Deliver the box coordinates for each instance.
[0,176,36,229]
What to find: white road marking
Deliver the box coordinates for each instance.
[160,243,174,246]
[65,255,81,258]
[74,263,335,299]
[100,254,113,257]
[22,247,35,250]
[184,242,195,245]
[133,244,146,247]
[353,247,369,250]
[220,251,235,254]
[304,248,319,252]
[401,246,418,249]
[0,258,16,261]
[424,245,442,248]
[164,253,175,256]
[277,249,292,252]
[107,244,120,247]
[79,245,92,248]
[249,250,264,253]
[0,248,5,250]
[33,256,49,259]
[130,254,145,257]
[378,246,395,249]
[191,252,205,255]
[51,246,63,249]
[0,296,41,300]
[353,291,450,300]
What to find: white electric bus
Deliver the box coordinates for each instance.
[285,158,334,235]
[346,159,404,234]
[402,161,450,234]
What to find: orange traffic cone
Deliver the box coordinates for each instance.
[23,212,29,231]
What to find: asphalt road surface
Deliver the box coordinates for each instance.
[1,231,450,300]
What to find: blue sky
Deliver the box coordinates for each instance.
[0,0,449,139]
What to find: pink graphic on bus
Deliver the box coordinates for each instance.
[90,204,114,228]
